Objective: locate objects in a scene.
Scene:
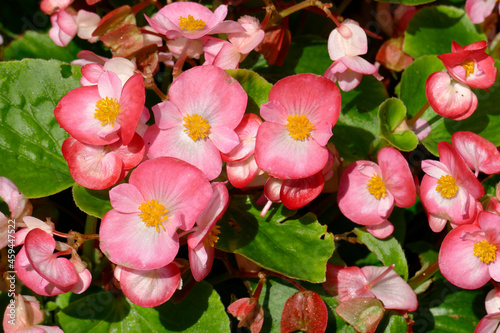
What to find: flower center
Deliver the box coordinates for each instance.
[436,175,458,198]
[94,97,121,126]
[366,174,386,199]
[183,114,211,141]
[179,15,206,31]
[460,58,475,79]
[285,114,314,141]
[203,225,221,248]
[474,240,497,264]
[138,199,168,233]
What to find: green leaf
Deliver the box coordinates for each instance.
[376,0,435,4]
[216,195,335,283]
[378,98,419,151]
[412,279,486,332]
[226,69,272,115]
[72,184,112,218]
[404,6,486,59]
[355,228,409,280]
[3,31,82,62]
[0,59,81,198]
[57,282,230,332]
[333,76,389,164]
[376,311,408,333]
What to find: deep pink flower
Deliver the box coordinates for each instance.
[187,182,229,281]
[438,41,497,90]
[114,263,181,308]
[337,147,416,238]
[439,211,500,289]
[254,73,341,180]
[452,131,500,176]
[146,2,243,40]
[40,0,71,15]
[55,71,145,146]
[323,264,418,312]
[99,157,213,270]
[144,65,247,180]
[420,142,484,232]
[426,70,478,120]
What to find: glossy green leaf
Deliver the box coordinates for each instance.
[72,184,112,218]
[412,279,486,332]
[57,282,230,332]
[404,6,486,59]
[333,76,389,164]
[376,311,408,333]
[0,59,80,198]
[217,196,335,283]
[226,69,272,115]
[355,228,409,280]
[3,31,82,62]
[378,98,419,151]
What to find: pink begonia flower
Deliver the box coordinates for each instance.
[338,147,416,239]
[80,57,136,87]
[40,0,71,15]
[144,65,247,180]
[438,41,497,90]
[187,182,229,281]
[466,0,498,24]
[0,177,32,249]
[55,71,145,146]
[328,19,368,61]
[62,133,145,190]
[14,216,54,247]
[254,73,341,180]
[75,9,100,42]
[228,15,265,54]
[323,264,418,312]
[202,37,241,69]
[439,211,500,290]
[426,70,478,121]
[99,157,213,270]
[420,141,484,232]
[228,297,265,333]
[16,228,91,296]
[324,55,383,92]
[49,9,77,47]
[114,263,181,308]
[3,294,63,333]
[475,285,500,332]
[167,36,204,59]
[451,131,500,176]
[146,2,244,40]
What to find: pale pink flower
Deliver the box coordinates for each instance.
[254,73,341,180]
[228,15,265,54]
[75,9,100,42]
[466,0,498,24]
[451,131,500,176]
[323,264,418,312]
[49,9,77,47]
[3,294,63,333]
[187,182,229,281]
[439,211,500,289]
[202,37,241,69]
[146,2,244,40]
[324,55,383,92]
[327,19,368,60]
[114,263,181,308]
[55,71,145,146]
[80,57,136,87]
[144,65,247,180]
[99,157,213,270]
[337,147,416,239]
[420,141,484,232]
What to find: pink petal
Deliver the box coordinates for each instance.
[465,0,497,24]
[97,71,122,100]
[118,73,146,145]
[152,100,184,130]
[226,155,260,189]
[280,172,324,210]
[209,126,240,154]
[109,183,145,213]
[189,242,215,281]
[119,263,181,307]
[452,131,500,175]
[366,220,394,239]
[327,19,368,60]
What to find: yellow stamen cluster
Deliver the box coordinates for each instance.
[138,199,169,233]
[203,225,221,248]
[179,15,206,31]
[474,240,497,264]
[460,58,475,78]
[183,114,211,141]
[436,175,458,198]
[366,174,387,199]
[94,97,121,126]
[285,114,314,141]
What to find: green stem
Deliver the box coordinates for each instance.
[408,260,440,290]
[407,101,430,128]
[83,215,98,266]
